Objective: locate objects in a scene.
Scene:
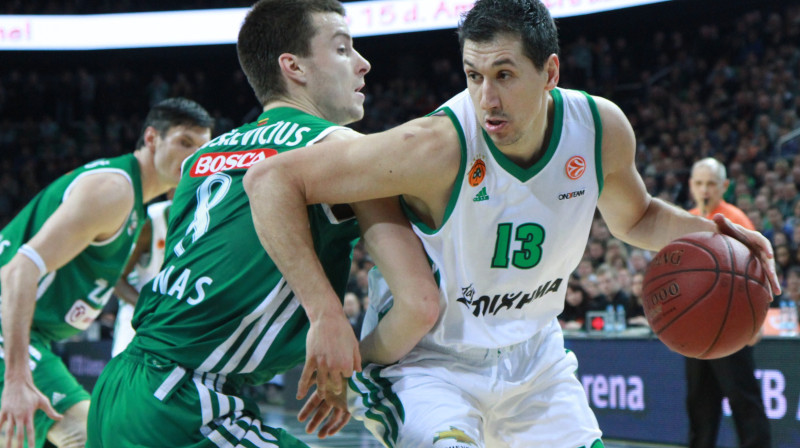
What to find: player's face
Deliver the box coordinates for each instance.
[303,12,371,125]
[463,35,558,152]
[153,124,212,186]
[689,167,725,209]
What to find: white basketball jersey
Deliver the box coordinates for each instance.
[133,200,171,288]
[408,88,602,351]
[112,200,171,357]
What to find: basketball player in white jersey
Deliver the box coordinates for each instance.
[111,197,171,357]
[245,0,780,445]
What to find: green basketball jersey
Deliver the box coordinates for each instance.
[132,107,359,385]
[0,154,145,343]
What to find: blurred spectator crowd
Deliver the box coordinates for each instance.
[1,1,800,337]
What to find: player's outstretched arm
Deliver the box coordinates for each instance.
[352,198,439,365]
[0,172,134,448]
[595,95,780,295]
[244,129,365,402]
[244,117,456,400]
[0,254,63,448]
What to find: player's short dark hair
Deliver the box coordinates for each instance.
[136,97,213,148]
[458,0,559,71]
[237,0,346,106]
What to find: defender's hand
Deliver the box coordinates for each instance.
[297,312,361,401]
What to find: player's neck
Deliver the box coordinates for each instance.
[497,98,553,169]
[263,97,328,123]
[134,148,170,203]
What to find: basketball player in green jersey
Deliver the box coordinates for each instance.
[245,0,781,445]
[0,98,212,448]
[87,1,438,446]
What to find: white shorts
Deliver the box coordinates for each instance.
[348,318,602,448]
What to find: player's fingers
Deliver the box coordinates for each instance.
[0,412,7,435]
[26,418,36,448]
[297,362,316,400]
[319,407,350,438]
[1,418,10,448]
[713,214,756,251]
[297,391,323,423]
[14,419,24,448]
[40,398,63,421]
[304,399,332,434]
[760,251,780,297]
[2,417,10,448]
[713,214,780,295]
[352,346,362,373]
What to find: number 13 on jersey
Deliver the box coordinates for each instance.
[491,222,545,269]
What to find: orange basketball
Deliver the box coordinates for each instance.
[642,232,771,359]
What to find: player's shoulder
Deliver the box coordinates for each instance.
[585,94,628,126]
[394,115,461,162]
[69,170,135,206]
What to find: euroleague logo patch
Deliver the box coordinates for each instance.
[468,158,486,187]
[190,148,277,177]
[565,155,586,180]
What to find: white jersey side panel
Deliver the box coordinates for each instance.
[112,200,171,357]
[133,200,171,288]
[410,88,602,351]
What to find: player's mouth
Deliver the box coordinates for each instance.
[484,117,507,133]
[355,84,365,98]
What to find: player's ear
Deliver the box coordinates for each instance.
[545,54,559,90]
[279,53,306,85]
[143,126,158,154]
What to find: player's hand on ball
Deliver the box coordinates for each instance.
[712,214,780,297]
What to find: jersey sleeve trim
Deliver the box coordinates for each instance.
[305,125,349,147]
[580,90,604,196]
[62,168,135,247]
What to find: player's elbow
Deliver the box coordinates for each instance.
[413,288,441,333]
[0,255,40,290]
[242,159,273,201]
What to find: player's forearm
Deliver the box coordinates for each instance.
[359,296,438,365]
[615,198,715,251]
[243,162,344,322]
[353,199,441,364]
[0,256,40,381]
[113,279,139,306]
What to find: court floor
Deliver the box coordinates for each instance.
[260,403,683,448]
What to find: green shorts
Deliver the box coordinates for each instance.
[0,337,90,448]
[87,346,308,448]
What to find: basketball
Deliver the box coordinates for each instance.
[642,231,772,359]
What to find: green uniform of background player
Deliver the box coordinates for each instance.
[0,98,212,448]
[90,104,357,448]
[87,0,439,446]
